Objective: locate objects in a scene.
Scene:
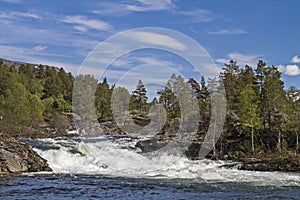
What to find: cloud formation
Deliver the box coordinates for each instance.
[0,11,41,19]
[208,28,248,35]
[122,31,186,50]
[292,55,300,64]
[278,64,300,76]
[62,15,111,31]
[33,45,48,52]
[178,9,214,22]
[126,0,175,12]
[276,56,300,76]
[216,53,261,67]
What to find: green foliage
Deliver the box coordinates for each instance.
[132,79,148,114]
[238,84,261,128]
[73,74,98,126]
[95,77,113,121]
[0,61,74,134]
[238,84,262,154]
[3,82,44,127]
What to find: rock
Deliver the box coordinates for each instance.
[79,120,127,136]
[135,138,168,153]
[0,136,52,176]
[100,121,124,135]
[237,156,300,172]
[186,141,203,159]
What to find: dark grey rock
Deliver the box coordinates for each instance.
[135,138,168,153]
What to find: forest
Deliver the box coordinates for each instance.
[0,58,299,158]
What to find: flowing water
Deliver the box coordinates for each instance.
[1,136,300,199]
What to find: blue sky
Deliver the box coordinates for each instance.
[1,0,300,89]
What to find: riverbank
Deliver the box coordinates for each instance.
[1,118,299,176]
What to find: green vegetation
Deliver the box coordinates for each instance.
[219,60,299,157]
[0,60,73,136]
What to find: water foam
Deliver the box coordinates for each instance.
[34,137,300,186]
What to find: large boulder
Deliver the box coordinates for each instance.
[135,136,169,153]
[135,138,168,153]
[0,136,52,176]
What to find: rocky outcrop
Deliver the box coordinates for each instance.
[0,136,52,176]
[135,137,168,153]
[237,156,300,172]
[135,136,300,172]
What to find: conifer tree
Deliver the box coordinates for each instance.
[132,79,148,114]
[238,84,262,155]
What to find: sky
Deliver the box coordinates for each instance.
[1,0,300,91]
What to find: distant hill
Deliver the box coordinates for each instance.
[0,57,59,71]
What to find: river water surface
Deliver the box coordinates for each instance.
[1,136,299,199]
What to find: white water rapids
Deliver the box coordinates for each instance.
[33,136,300,187]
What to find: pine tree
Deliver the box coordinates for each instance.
[95,77,112,121]
[112,86,131,123]
[73,74,98,132]
[238,84,262,155]
[221,60,241,112]
[199,76,210,133]
[132,79,148,114]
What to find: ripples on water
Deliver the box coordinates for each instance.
[1,174,300,199]
[0,136,299,199]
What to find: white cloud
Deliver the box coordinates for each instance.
[93,1,214,25]
[73,25,88,32]
[216,53,262,67]
[62,15,111,31]
[92,0,174,16]
[122,31,186,50]
[208,28,248,35]
[92,4,130,16]
[126,0,175,12]
[33,45,48,52]
[278,64,300,76]
[134,57,175,67]
[0,11,41,19]
[178,9,214,22]
[277,56,300,76]
[0,19,99,52]
[292,55,300,64]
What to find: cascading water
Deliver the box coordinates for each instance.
[29,136,300,187]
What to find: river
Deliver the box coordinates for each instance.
[1,136,299,199]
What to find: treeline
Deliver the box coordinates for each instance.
[219,60,299,156]
[0,60,73,135]
[89,60,300,157]
[0,58,299,156]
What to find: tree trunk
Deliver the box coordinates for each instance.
[251,126,255,155]
[296,131,299,155]
[212,122,216,156]
[278,131,282,154]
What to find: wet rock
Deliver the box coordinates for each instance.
[135,138,168,153]
[100,121,124,135]
[185,141,202,159]
[0,136,52,176]
[238,156,300,172]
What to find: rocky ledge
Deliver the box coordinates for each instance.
[0,136,52,176]
[237,156,300,172]
[136,138,300,172]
